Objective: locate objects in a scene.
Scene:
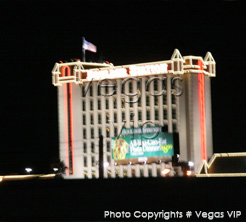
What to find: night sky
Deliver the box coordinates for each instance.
[0,0,245,174]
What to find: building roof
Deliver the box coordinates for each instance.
[197,153,246,177]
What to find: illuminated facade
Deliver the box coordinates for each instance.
[52,49,216,178]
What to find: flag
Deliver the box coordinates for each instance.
[83,39,97,53]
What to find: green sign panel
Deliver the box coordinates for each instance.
[112,131,174,160]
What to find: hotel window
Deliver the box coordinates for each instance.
[114,127,118,136]
[121,98,125,108]
[83,115,86,125]
[90,114,94,125]
[83,142,87,153]
[172,109,176,119]
[147,111,150,120]
[106,128,110,138]
[163,110,167,119]
[157,168,161,177]
[84,171,88,179]
[98,100,101,110]
[154,79,158,91]
[98,128,102,136]
[148,169,152,177]
[108,170,111,178]
[122,112,125,121]
[129,81,133,93]
[91,142,95,153]
[91,128,94,139]
[140,169,144,177]
[146,96,150,106]
[97,85,101,96]
[92,156,95,166]
[90,100,93,110]
[138,111,142,121]
[90,86,93,97]
[106,99,109,109]
[84,157,87,167]
[105,85,109,95]
[145,79,149,92]
[113,99,117,109]
[163,95,167,105]
[107,141,110,152]
[130,112,134,121]
[172,95,176,104]
[83,129,86,139]
[98,114,101,124]
[173,123,177,132]
[82,101,86,111]
[81,86,85,97]
[124,170,127,178]
[138,97,141,107]
[129,97,133,107]
[137,80,141,92]
[154,96,158,105]
[114,113,117,123]
[107,155,111,163]
[132,169,135,177]
[121,83,125,94]
[92,171,96,179]
[106,113,109,123]
[155,110,159,120]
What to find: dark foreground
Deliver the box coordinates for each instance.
[0,177,245,221]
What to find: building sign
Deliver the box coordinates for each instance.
[111,131,174,160]
[86,63,168,81]
[121,126,162,136]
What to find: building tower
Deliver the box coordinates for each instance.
[52,49,216,178]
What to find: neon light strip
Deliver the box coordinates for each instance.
[61,66,70,175]
[198,60,207,161]
[68,81,74,175]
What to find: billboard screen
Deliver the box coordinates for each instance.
[111,128,174,161]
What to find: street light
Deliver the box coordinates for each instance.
[186,170,192,176]
[188,161,194,167]
[161,168,171,175]
[53,168,59,172]
[104,162,109,168]
[25,168,32,174]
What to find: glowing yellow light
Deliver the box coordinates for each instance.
[186,170,192,176]
[0,177,3,182]
[161,168,171,175]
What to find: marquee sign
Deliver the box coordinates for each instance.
[52,49,216,86]
[111,133,174,160]
[86,63,168,81]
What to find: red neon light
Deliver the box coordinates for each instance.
[67,73,74,175]
[198,60,207,161]
[61,65,71,76]
[61,67,69,175]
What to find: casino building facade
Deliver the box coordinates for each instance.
[52,49,216,178]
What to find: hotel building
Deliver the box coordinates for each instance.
[52,49,216,178]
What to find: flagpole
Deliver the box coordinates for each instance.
[82,37,86,62]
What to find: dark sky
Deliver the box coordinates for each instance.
[0,0,245,174]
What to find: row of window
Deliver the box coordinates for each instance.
[82,109,177,125]
[83,167,163,179]
[81,78,174,98]
[82,95,176,111]
[83,141,111,153]
[83,155,111,167]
